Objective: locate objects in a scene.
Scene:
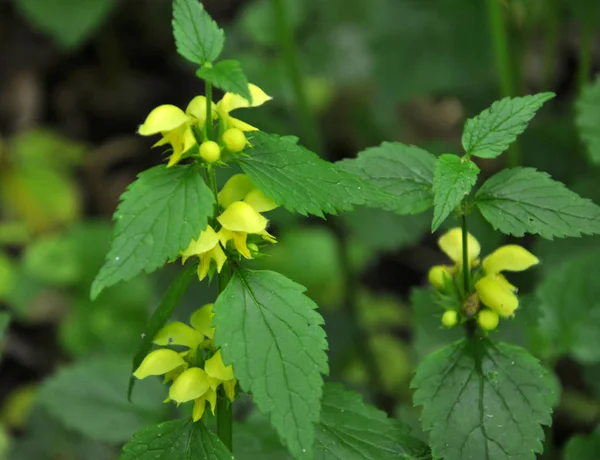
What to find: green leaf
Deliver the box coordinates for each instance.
[91,165,213,299]
[239,132,393,217]
[121,419,231,460]
[432,154,479,231]
[196,60,252,102]
[213,269,328,459]
[338,142,436,214]
[128,263,197,399]
[475,167,600,239]
[462,93,555,158]
[37,356,167,443]
[316,383,431,460]
[576,76,600,164]
[15,0,116,50]
[537,250,600,364]
[564,428,600,460]
[172,0,224,65]
[412,338,555,460]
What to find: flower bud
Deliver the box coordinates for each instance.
[200,141,221,163]
[428,265,451,291]
[222,128,246,153]
[441,310,458,328]
[478,309,499,331]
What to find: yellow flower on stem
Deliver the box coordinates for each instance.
[216,84,272,131]
[428,227,480,290]
[475,245,539,317]
[138,105,196,167]
[190,303,215,340]
[169,367,211,404]
[133,349,187,380]
[181,225,227,281]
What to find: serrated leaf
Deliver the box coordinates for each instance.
[196,60,251,102]
[412,338,555,460]
[128,263,197,399]
[338,142,436,214]
[316,383,431,460]
[576,76,600,164]
[37,356,167,443]
[15,0,116,50]
[213,269,328,459]
[239,132,393,217]
[462,93,555,158]
[564,427,600,460]
[172,0,224,65]
[475,167,600,239]
[432,154,479,231]
[121,419,231,460]
[537,250,600,364]
[91,165,214,299]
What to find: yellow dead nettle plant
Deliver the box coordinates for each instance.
[133,304,236,422]
[137,84,271,167]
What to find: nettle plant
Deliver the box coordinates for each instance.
[91,1,600,459]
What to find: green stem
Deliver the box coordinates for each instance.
[579,14,594,92]
[487,0,522,167]
[542,0,559,90]
[205,80,214,141]
[461,214,470,295]
[272,0,322,153]
[216,395,233,451]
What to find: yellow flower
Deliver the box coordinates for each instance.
[475,245,539,317]
[478,309,499,331]
[181,225,227,281]
[438,227,481,268]
[441,310,458,328]
[190,303,215,340]
[217,201,276,258]
[192,387,217,422]
[428,265,453,291]
[153,322,203,349]
[138,105,196,167]
[205,351,237,403]
[169,367,211,404]
[216,84,272,131]
[222,128,247,153]
[185,96,217,126]
[133,349,187,380]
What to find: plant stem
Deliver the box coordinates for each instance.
[272,0,322,153]
[461,214,470,295]
[216,395,233,451]
[486,0,521,167]
[205,80,214,140]
[578,14,594,93]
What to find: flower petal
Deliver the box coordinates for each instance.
[438,227,480,266]
[181,226,219,263]
[244,188,278,212]
[167,126,196,168]
[217,201,268,233]
[217,84,272,114]
[218,174,255,209]
[483,245,539,275]
[185,96,217,125]
[205,350,234,381]
[223,379,237,402]
[190,304,215,339]
[192,397,206,422]
[153,322,202,348]
[428,265,453,290]
[169,367,210,404]
[138,105,189,136]
[228,116,258,132]
[475,275,519,318]
[133,349,186,379]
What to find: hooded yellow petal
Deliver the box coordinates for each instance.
[475,275,519,318]
[218,174,255,208]
[492,273,517,293]
[181,226,219,263]
[244,188,278,212]
[185,96,217,125]
[133,349,186,379]
[205,350,234,382]
[167,126,196,168]
[153,322,202,348]
[232,232,251,258]
[217,84,272,114]
[482,245,539,275]
[228,116,258,132]
[206,387,217,414]
[217,201,268,233]
[192,397,206,422]
[428,265,453,291]
[438,227,480,267]
[190,304,215,339]
[138,105,189,136]
[223,379,237,402]
[169,367,210,404]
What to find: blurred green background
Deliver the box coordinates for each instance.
[1,0,600,458]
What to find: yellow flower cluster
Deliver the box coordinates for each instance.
[133,304,236,422]
[429,228,539,331]
[137,84,271,166]
[181,174,278,281]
